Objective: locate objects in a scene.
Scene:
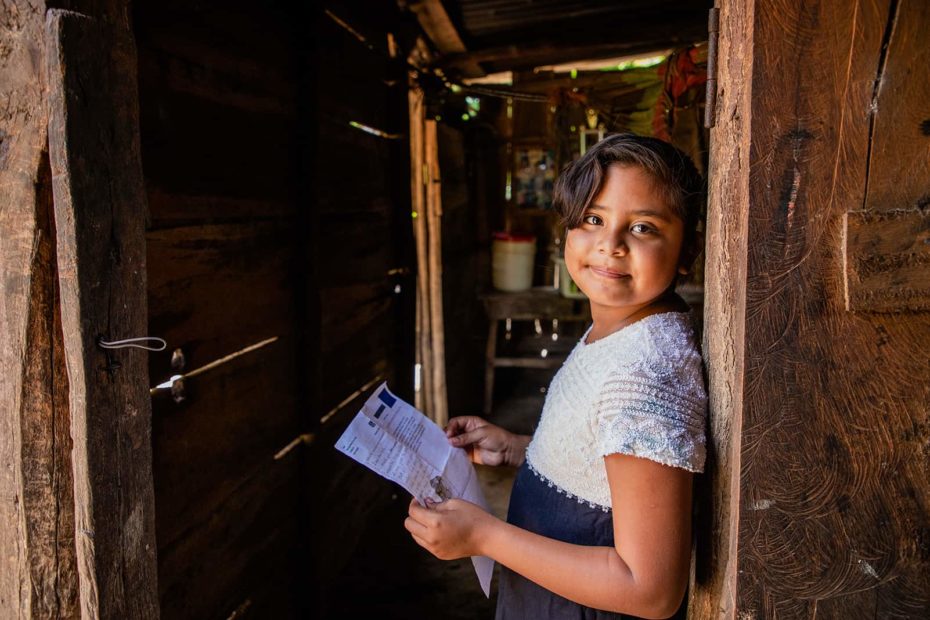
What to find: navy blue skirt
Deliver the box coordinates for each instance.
[495,462,683,620]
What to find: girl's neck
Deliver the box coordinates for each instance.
[586,291,688,344]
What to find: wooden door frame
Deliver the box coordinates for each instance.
[691,0,930,617]
[1,3,160,617]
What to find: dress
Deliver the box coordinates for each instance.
[495,311,707,620]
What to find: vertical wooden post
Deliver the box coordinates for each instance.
[692,0,930,616]
[409,86,449,424]
[424,119,449,427]
[0,2,80,617]
[409,85,432,415]
[45,9,159,619]
[688,1,754,616]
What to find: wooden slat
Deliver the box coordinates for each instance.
[425,120,449,426]
[692,0,930,616]
[45,8,160,619]
[0,3,82,616]
[844,209,930,312]
[138,88,296,202]
[151,340,298,547]
[687,3,753,615]
[862,1,930,214]
[156,456,299,620]
[146,221,296,382]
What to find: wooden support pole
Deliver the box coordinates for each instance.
[691,0,930,616]
[45,9,159,619]
[0,2,82,617]
[409,85,432,415]
[424,120,449,428]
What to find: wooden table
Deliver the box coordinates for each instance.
[479,288,590,415]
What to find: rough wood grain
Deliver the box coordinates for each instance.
[46,9,160,618]
[146,221,297,382]
[425,120,449,427]
[844,209,930,312]
[19,153,81,620]
[1,3,83,614]
[152,342,300,619]
[687,3,754,618]
[862,0,930,215]
[693,0,930,616]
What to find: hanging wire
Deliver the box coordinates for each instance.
[97,336,167,352]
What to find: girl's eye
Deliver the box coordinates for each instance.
[582,214,602,226]
[631,223,656,234]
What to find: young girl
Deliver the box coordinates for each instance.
[405,133,707,620]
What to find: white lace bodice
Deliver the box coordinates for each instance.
[525,311,707,511]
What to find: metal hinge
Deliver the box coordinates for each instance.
[705,7,720,129]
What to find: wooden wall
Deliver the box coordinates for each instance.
[135,0,416,617]
[304,3,417,615]
[135,1,304,617]
[692,0,930,616]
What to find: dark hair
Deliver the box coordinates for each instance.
[553,133,704,267]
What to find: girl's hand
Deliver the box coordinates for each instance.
[445,416,528,467]
[404,497,495,560]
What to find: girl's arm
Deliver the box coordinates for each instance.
[405,453,693,619]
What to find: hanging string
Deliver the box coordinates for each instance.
[97,336,167,352]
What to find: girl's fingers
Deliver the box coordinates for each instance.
[408,497,439,523]
[404,516,428,537]
[409,533,431,551]
[448,428,483,447]
[445,416,474,436]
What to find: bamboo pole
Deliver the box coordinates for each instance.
[424,120,448,427]
[408,85,432,416]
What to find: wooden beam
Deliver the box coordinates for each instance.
[692,0,930,616]
[408,0,484,77]
[424,120,449,427]
[45,9,160,619]
[687,1,753,617]
[0,3,80,617]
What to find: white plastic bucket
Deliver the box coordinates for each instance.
[492,233,536,292]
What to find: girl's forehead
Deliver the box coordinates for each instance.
[592,164,676,214]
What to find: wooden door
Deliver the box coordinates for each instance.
[692,0,930,616]
[301,2,418,614]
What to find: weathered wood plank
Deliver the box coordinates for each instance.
[146,221,297,382]
[19,155,81,619]
[137,88,296,202]
[693,0,930,617]
[844,209,930,312]
[156,455,299,620]
[151,340,298,548]
[0,3,78,617]
[863,0,930,214]
[45,9,160,618]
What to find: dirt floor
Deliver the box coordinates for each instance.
[325,366,558,620]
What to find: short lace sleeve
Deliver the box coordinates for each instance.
[595,364,707,472]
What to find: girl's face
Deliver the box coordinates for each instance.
[564,164,685,321]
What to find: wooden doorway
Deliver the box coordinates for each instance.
[693,0,930,616]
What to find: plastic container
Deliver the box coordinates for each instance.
[491,232,536,292]
[555,257,587,299]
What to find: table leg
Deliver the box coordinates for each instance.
[484,319,498,416]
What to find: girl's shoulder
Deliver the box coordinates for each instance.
[582,311,701,371]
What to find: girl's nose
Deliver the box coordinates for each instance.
[597,231,628,256]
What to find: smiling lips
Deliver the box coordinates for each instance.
[589,266,629,279]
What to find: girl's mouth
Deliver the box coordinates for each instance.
[589,266,629,279]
